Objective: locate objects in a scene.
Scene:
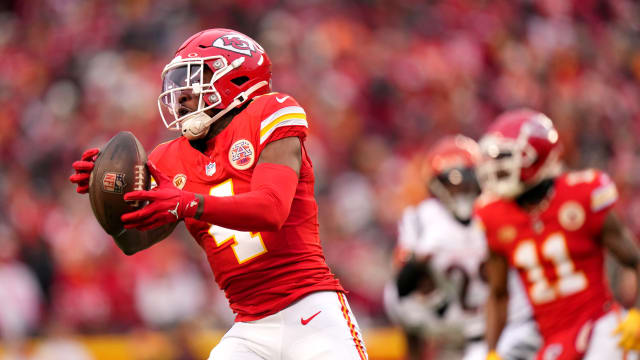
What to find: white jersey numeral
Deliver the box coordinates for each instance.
[513,232,587,304]
[208,179,267,264]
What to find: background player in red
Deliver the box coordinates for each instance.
[475,109,640,360]
[70,28,368,360]
[385,136,540,360]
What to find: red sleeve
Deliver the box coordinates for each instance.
[474,195,508,256]
[477,216,504,255]
[147,140,175,188]
[195,163,298,232]
[147,139,175,163]
[559,170,618,235]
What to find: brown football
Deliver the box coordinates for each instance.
[88,131,150,236]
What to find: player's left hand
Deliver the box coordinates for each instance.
[121,161,200,231]
[613,308,640,351]
[69,148,100,193]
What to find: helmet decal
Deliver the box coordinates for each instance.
[424,135,481,222]
[212,34,265,56]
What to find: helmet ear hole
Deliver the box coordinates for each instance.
[231,76,250,86]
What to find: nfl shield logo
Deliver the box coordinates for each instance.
[102,172,126,194]
[206,162,216,176]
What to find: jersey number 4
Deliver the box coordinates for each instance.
[207,179,268,264]
[513,232,587,304]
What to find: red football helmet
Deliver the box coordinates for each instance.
[158,28,272,139]
[424,135,481,222]
[477,108,562,199]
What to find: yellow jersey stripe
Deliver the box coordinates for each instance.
[260,106,305,129]
[591,183,618,212]
[260,113,307,138]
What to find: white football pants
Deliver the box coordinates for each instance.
[208,291,368,360]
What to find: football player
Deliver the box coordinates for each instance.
[70,28,368,360]
[476,109,640,360]
[384,135,540,360]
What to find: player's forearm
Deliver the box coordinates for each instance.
[486,291,508,350]
[600,212,640,307]
[197,163,298,232]
[113,222,176,255]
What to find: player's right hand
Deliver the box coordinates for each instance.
[69,148,100,193]
[486,350,502,360]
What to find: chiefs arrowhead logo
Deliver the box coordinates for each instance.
[173,174,187,190]
[212,34,264,56]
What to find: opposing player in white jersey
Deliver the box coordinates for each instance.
[384,135,540,360]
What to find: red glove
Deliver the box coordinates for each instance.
[69,148,100,193]
[121,161,201,231]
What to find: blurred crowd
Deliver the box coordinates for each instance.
[2,0,640,353]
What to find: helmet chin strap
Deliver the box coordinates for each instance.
[181,81,269,140]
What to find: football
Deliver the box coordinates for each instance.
[88,131,150,236]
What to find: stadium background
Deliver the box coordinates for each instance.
[1,0,640,359]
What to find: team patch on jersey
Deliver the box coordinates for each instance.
[229,139,255,170]
[173,174,187,189]
[591,182,618,212]
[102,172,126,194]
[497,225,517,243]
[558,201,585,231]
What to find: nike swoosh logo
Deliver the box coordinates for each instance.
[276,96,289,103]
[300,310,321,325]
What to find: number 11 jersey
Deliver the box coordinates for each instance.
[475,169,618,339]
[148,93,344,322]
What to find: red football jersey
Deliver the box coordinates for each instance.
[475,169,619,339]
[148,93,344,321]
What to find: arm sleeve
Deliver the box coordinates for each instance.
[474,214,504,256]
[196,163,298,232]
